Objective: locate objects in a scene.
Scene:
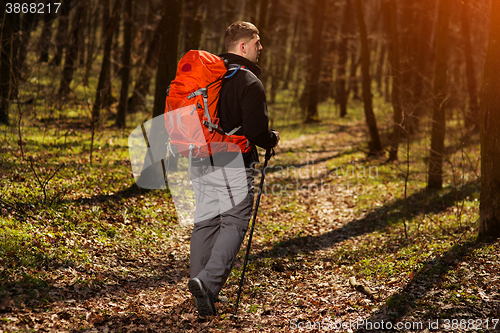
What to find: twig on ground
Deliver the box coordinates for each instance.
[0,197,37,219]
[349,276,379,300]
[27,157,66,206]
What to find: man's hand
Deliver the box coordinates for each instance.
[272,131,280,147]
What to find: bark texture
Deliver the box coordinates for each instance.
[479,0,500,240]
[355,0,382,154]
[427,0,451,189]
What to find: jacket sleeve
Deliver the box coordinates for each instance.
[240,78,278,149]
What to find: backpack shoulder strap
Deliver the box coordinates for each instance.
[225,65,243,78]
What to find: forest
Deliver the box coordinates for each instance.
[1,0,500,331]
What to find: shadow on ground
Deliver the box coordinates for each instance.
[252,181,479,260]
[354,240,500,333]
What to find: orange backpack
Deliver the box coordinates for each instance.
[164,50,253,160]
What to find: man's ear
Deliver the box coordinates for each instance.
[239,41,246,54]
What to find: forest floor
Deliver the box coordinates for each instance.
[1,101,499,332]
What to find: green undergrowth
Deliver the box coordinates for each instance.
[1,117,177,297]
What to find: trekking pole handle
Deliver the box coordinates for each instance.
[265,148,275,161]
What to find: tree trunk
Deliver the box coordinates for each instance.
[153,0,182,118]
[59,2,84,98]
[317,0,339,103]
[399,0,416,130]
[246,0,258,23]
[224,0,237,30]
[84,1,99,86]
[283,0,301,90]
[77,2,88,66]
[202,0,225,53]
[100,0,116,107]
[410,0,437,134]
[38,11,53,63]
[116,0,133,128]
[182,0,203,54]
[267,0,289,104]
[383,0,404,162]
[112,11,121,76]
[17,12,37,73]
[256,0,269,87]
[303,0,326,123]
[375,41,386,95]
[348,42,360,100]
[91,0,122,124]
[133,0,153,65]
[385,63,391,102]
[9,12,20,103]
[50,0,71,67]
[355,0,382,155]
[137,0,182,186]
[479,0,500,240]
[336,0,354,118]
[461,3,479,130]
[318,36,336,103]
[427,0,451,189]
[128,13,163,113]
[0,11,13,125]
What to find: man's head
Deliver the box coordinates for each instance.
[225,21,262,64]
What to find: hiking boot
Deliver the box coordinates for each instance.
[188,277,216,316]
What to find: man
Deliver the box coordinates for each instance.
[188,21,279,317]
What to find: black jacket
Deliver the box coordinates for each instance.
[217,53,277,167]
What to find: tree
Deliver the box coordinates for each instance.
[336,0,354,118]
[83,1,100,86]
[38,11,53,63]
[302,0,326,123]
[116,0,133,128]
[246,0,258,23]
[461,3,479,130]
[136,0,182,187]
[17,12,37,73]
[283,0,301,91]
[132,0,155,63]
[398,1,417,133]
[77,2,88,66]
[354,0,382,155]
[50,0,71,67]
[382,0,404,161]
[348,41,360,100]
[256,0,270,89]
[479,0,500,240]
[59,1,85,98]
[267,0,291,104]
[409,0,437,134]
[152,0,182,119]
[427,0,452,189]
[100,0,117,107]
[182,0,204,54]
[91,0,122,124]
[9,11,20,103]
[374,40,386,96]
[0,10,13,125]
[128,14,162,113]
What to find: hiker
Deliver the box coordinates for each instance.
[187,21,279,317]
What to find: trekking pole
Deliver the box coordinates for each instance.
[233,148,274,319]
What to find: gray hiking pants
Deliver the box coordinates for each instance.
[190,165,255,298]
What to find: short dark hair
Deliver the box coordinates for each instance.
[225,21,259,52]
